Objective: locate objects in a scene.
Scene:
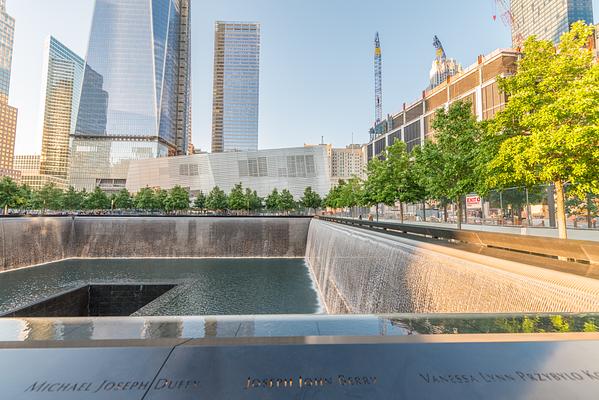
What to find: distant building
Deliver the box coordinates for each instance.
[212,22,260,153]
[13,155,40,176]
[304,143,366,187]
[70,0,192,191]
[39,36,84,180]
[0,0,17,177]
[13,154,67,190]
[126,146,331,199]
[367,49,519,161]
[511,0,594,46]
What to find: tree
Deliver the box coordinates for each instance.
[135,187,155,210]
[382,141,426,223]
[206,186,228,211]
[153,189,169,211]
[265,188,280,212]
[62,186,85,210]
[0,177,25,214]
[112,188,134,210]
[362,158,388,219]
[244,188,263,212]
[486,22,599,239]
[421,100,481,229]
[277,189,295,213]
[300,187,322,213]
[338,177,364,216]
[32,183,64,212]
[165,186,190,212]
[325,179,346,209]
[84,187,110,210]
[193,191,206,210]
[228,183,246,212]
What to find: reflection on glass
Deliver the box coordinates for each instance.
[71,0,191,190]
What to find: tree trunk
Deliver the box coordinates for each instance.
[421,200,426,222]
[443,203,448,223]
[456,197,463,230]
[399,202,404,224]
[376,204,379,222]
[554,181,568,239]
[587,194,593,229]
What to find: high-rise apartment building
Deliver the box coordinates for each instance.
[511,0,594,46]
[212,22,260,153]
[70,0,192,190]
[40,36,84,180]
[0,0,17,174]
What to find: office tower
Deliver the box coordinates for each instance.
[39,36,84,180]
[212,21,260,153]
[0,0,17,174]
[70,0,192,190]
[511,0,594,46]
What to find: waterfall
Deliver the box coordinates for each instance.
[305,219,599,314]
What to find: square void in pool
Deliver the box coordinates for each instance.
[1,284,176,318]
[0,258,323,316]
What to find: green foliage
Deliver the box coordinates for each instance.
[165,186,190,212]
[193,191,206,209]
[277,189,296,212]
[265,188,280,211]
[324,180,345,209]
[134,187,156,210]
[383,141,426,206]
[206,186,228,211]
[62,186,85,210]
[583,320,598,333]
[112,189,133,210]
[32,183,64,211]
[0,177,27,213]
[300,186,322,210]
[244,188,263,212]
[362,159,388,207]
[485,23,598,238]
[84,187,110,210]
[227,183,246,211]
[154,189,169,211]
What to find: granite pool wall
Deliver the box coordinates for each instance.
[0,217,311,272]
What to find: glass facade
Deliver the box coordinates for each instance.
[0,0,16,172]
[212,22,260,153]
[511,0,594,46]
[71,0,191,190]
[40,37,84,180]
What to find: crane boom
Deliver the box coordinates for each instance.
[374,32,383,124]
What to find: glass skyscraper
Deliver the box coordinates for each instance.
[0,0,17,173]
[40,36,84,180]
[212,22,260,153]
[511,0,594,46]
[70,0,192,190]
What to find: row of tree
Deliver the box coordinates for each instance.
[325,23,599,239]
[0,177,324,214]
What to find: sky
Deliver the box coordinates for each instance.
[7,0,599,155]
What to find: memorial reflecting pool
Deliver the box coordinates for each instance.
[0,259,323,316]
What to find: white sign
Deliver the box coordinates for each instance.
[466,195,482,210]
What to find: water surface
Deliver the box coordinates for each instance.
[0,258,322,316]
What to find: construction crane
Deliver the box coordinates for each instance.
[492,0,523,47]
[374,32,383,125]
[432,35,447,62]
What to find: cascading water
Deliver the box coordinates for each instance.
[305,219,599,314]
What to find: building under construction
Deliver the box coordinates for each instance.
[366,48,519,161]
